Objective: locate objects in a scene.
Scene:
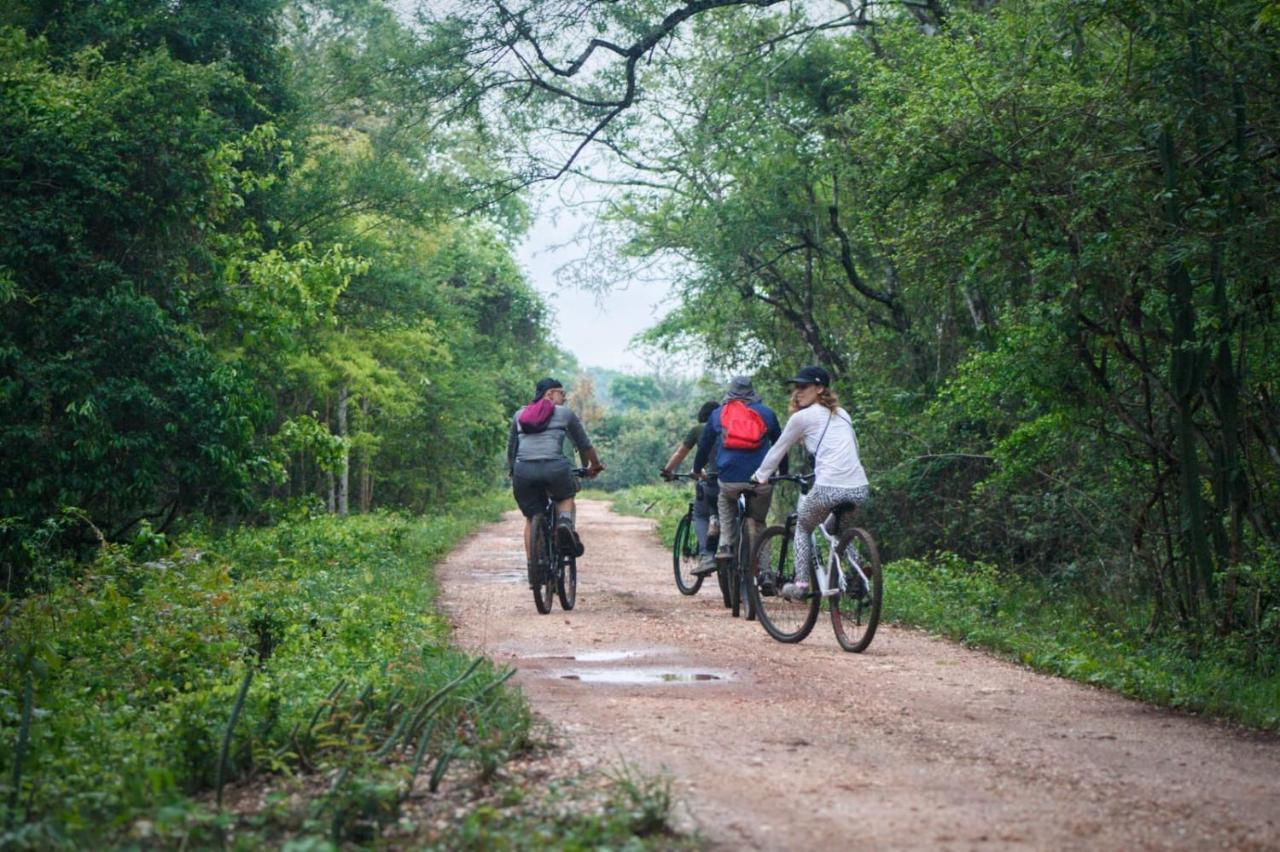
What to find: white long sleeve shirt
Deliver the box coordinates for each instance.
[753,404,868,490]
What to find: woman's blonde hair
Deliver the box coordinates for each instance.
[789,386,841,414]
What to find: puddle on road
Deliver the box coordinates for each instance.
[474,569,528,584]
[526,649,648,663]
[556,668,730,685]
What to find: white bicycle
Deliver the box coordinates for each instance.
[748,474,882,651]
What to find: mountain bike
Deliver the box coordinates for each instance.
[528,467,589,614]
[748,473,882,651]
[664,472,718,596]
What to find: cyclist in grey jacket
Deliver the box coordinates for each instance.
[507,378,604,573]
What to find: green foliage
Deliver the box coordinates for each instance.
[888,553,1280,730]
[438,767,693,850]
[0,496,532,846]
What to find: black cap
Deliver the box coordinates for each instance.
[534,378,564,400]
[789,365,830,386]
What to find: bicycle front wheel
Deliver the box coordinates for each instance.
[530,516,555,615]
[557,552,577,610]
[750,526,819,642]
[830,528,882,652]
[673,512,703,596]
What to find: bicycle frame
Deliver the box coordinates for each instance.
[807,514,869,598]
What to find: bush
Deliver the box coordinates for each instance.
[0,495,530,847]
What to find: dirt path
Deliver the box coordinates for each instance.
[438,500,1280,850]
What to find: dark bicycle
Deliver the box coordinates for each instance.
[528,467,589,614]
[722,489,760,620]
[663,472,719,596]
[748,473,882,651]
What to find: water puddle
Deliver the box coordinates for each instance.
[527,649,648,662]
[556,667,730,685]
[475,569,528,584]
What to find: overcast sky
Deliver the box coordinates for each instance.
[515,191,677,374]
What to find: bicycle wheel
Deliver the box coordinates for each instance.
[557,551,577,610]
[749,525,819,642]
[530,516,555,614]
[730,528,754,619]
[673,512,704,596]
[830,528,882,652]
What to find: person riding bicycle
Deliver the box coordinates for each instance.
[660,400,720,575]
[751,366,869,601]
[507,378,604,574]
[693,376,782,569]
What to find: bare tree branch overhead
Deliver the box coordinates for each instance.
[410,0,898,203]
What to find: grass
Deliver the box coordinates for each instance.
[0,493,691,848]
[606,484,1280,731]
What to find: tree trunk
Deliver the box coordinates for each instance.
[337,384,350,516]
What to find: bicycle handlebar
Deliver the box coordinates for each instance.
[768,472,815,485]
[659,470,699,482]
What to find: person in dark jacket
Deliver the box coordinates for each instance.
[693,376,782,566]
[661,400,720,575]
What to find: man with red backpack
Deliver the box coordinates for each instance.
[692,376,782,568]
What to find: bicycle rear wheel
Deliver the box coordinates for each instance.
[673,512,704,596]
[557,552,577,610]
[750,526,819,642]
[530,516,555,614]
[730,529,755,619]
[830,528,882,652]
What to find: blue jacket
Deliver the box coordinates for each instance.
[693,401,782,483]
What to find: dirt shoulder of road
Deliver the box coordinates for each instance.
[438,499,1280,851]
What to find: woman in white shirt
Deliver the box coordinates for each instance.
[752,366,869,599]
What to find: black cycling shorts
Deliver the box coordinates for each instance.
[512,459,578,518]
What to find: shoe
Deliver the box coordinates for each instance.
[714,546,734,564]
[692,555,718,577]
[781,581,811,601]
[757,570,778,596]
[556,519,585,557]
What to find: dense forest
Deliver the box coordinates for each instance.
[3,0,1279,844]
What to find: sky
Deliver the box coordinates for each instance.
[515,190,679,375]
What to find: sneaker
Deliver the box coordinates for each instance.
[757,570,778,596]
[714,546,734,564]
[781,581,810,601]
[692,554,718,577]
[556,518,585,557]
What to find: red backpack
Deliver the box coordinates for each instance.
[720,399,767,450]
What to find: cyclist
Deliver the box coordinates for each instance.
[507,378,604,574]
[751,365,869,600]
[693,376,782,569]
[660,400,720,575]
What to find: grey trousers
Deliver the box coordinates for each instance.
[717,480,774,555]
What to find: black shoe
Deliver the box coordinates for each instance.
[556,520,585,557]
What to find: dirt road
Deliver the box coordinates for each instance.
[438,500,1280,850]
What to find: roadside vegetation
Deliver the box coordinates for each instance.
[0,497,688,848]
[610,485,1280,731]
